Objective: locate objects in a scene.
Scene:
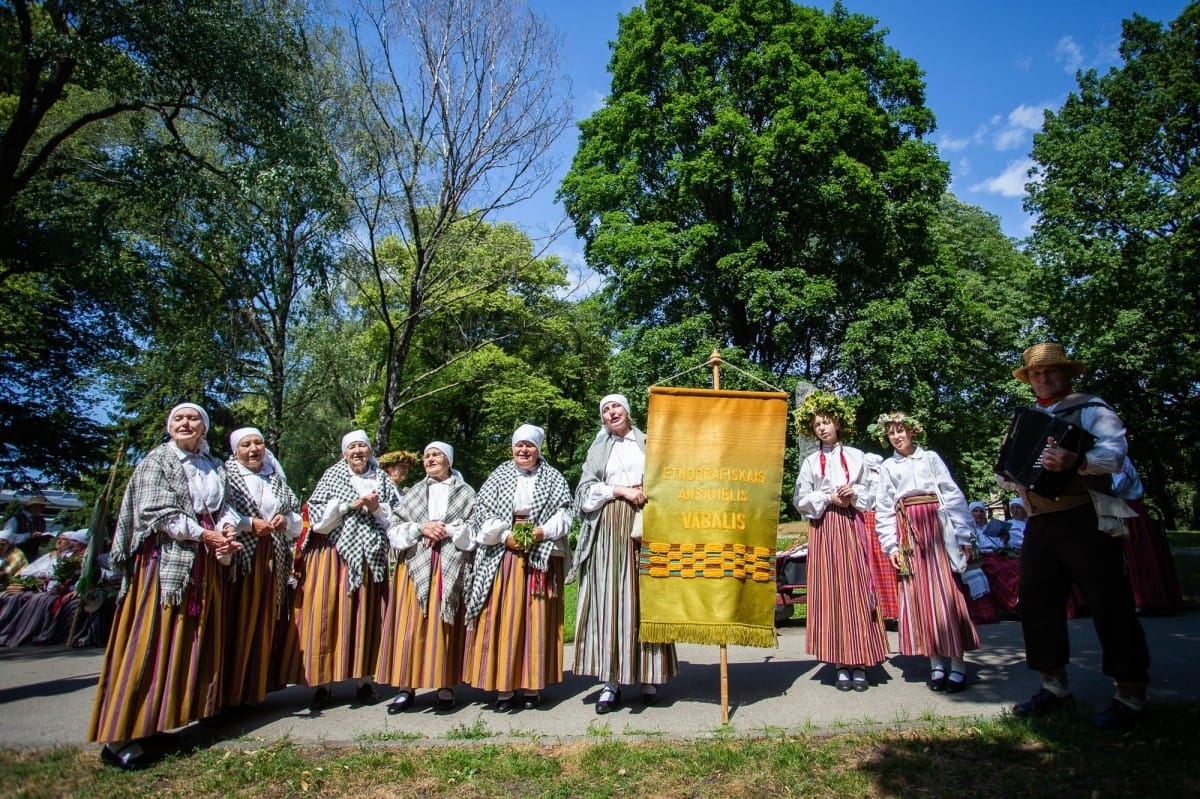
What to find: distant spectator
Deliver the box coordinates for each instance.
[2,495,58,562]
[0,528,29,588]
[1007,499,1027,549]
[970,501,1012,553]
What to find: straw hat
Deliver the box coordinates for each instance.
[1012,342,1085,383]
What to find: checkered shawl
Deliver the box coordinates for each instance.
[305,459,400,591]
[223,457,302,614]
[463,459,574,623]
[111,443,227,607]
[394,474,476,623]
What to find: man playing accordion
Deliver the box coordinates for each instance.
[1000,342,1149,730]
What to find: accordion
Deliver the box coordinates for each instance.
[994,407,1097,500]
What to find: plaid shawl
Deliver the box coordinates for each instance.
[305,459,400,591]
[463,459,574,623]
[223,457,302,615]
[394,474,476,623]
[569,426,646,583]
[111,442,227,607]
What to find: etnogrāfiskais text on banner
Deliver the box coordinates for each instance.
[639,385,787,648]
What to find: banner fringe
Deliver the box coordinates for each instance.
[640,621,778,649]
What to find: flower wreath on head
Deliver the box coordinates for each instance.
[378,450,419,469]
[792,391,855,438]
[867,411,925,446]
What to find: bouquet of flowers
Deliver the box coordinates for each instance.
[52,553,82,587]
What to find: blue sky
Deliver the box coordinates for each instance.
[519,0,1189,281]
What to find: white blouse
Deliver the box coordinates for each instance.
[791,443,871,519]
[873,446,972,555]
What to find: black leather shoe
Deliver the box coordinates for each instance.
[310,686,331,709]
[596,688,621,714]
[387,690,414,714]
[927,673,947,692]
[101,743,147,771]
[495,695,515,712]
[1013,687,1075,718]
[1095,698,1142,730]
[640,686,660,706]
[945,672,967,694]
[436,691,456,712]
[836,670,853,692]
[522,692,541,710]
[356,683,379,705]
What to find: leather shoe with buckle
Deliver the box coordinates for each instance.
[387,690,414,714]
[521,692,541,710]
[595,687,621,715]
[1013,687,1075,718]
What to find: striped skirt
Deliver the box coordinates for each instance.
[573,500,678,685]
[1123,499,1183,614]
[220,541,277,706]
[293,537,385,686]
[805,505,888,666]
[864,511,900,620]
[894,497,979,658]
[87,540,225,743]
[376,549,467,690]
[462,553,564,692]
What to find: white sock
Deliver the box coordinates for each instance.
[929,657,946,678]
[949,658,966,676]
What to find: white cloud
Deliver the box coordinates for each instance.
[991,103,1049,151]
[939,134,971,153]
[1055,36,1084,75]
[969,158,1037,198]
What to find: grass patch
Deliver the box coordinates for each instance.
[445,714,496,741]
[19,708,1200,798]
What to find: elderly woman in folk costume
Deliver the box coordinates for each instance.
[872,411,979,694]
[378,441,476,714]
[218,427,303,707]
[0,527,89,647]
[462,424,575,712]
[88,402,242,770]
[791,392,888,693]
[297,429,401,708]
[571,393,677,714]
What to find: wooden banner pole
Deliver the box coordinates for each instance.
[707,350,731,724]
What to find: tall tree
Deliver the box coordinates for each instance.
[1024,4,1200,526]
[843,194,1031,497]
[0,0,324,478]
[328,0,573,450]
[558,0,948,380]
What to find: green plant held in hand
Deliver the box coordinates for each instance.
[511,521,536,552]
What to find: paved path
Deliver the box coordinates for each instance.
[1,611,1196,749]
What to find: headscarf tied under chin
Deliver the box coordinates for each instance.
[229,426,288,481]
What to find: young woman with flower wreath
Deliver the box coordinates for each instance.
[791,392,888,692]
[871,412,979,693]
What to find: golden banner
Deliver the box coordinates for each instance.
[639,385,787,648]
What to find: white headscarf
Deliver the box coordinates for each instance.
[599,393,631,416]
[511,424,545,453]
[229,426,287,480]
[425,440,455,467]
[341,429,371,452]
[63,529,89,544]
[167,402,209,432]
